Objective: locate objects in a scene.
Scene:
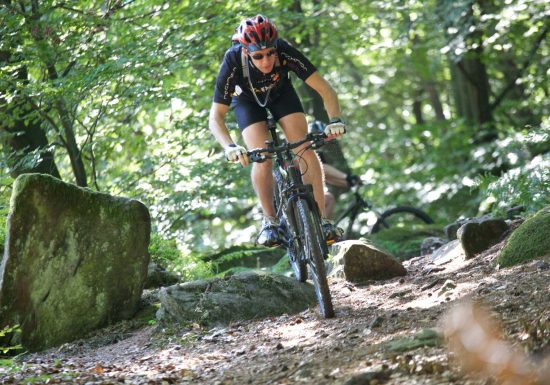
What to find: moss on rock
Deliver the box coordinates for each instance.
[0,174,151,351]
[156,271,317,326]
[497,206,550,267]
[0,215,5,256]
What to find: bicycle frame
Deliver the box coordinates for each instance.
[248,116,327,256]
[267,118,323,253]
[248,117,335,317]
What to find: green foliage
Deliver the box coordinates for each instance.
[0,0,548,266]
[0,174,10,251]
[174,256,214,282]
[0,358,20,373]
[0,324,22,356]
[368,224,444,261]
[497,206,550,267]
[271,255,291,275]
[149,233,181,269]
[203,245,286,275]
[477,126,550,216]
[0,211,6,252]
[148,233,213,281]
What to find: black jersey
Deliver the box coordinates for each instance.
[213,38,317,106]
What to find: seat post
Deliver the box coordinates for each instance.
[267,113,280,146]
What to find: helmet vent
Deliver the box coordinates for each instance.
[234,15,278,50]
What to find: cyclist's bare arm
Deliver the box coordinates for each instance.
[209,102,249,167]
[209,103,233,147]
[323,163,350,188]
[305,72,342,124]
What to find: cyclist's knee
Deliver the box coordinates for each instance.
[303,147,321,161]
[252,159,272,173]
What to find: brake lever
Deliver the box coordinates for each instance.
[249,153,272,163]
[308,133,328,149]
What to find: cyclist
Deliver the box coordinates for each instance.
[308,121,361,220]
[209,15,345,247]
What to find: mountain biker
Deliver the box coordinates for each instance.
[308,120,361,220]
[209,15,346,247]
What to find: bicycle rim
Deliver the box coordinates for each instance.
[274,170,307,282]
[295,199,334,318]
[371,206,434,234]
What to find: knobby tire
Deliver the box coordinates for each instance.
[273,170,307,282]
[295,198,334,318]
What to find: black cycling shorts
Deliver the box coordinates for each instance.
[231,85,304,130]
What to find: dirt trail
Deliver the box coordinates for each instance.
[3,244,550,385]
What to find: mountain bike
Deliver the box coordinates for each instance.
[333,184,433,239]
[248,116,334,318]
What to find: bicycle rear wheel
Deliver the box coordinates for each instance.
[371,206,433,234]
[274,170,307,282]
[295,198,334,318]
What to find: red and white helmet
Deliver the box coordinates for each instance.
[232,15,278,52]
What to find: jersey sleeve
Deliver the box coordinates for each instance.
[213,49,240,105]
[277,39,317,81]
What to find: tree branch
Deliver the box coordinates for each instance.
[490,25,549,112]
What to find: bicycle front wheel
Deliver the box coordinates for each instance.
[295,198,334,318]
[274,169,307,282]
[371,206,434,234]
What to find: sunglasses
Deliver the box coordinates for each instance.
[250,49,277,61]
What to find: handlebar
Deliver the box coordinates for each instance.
[247,133,329,163]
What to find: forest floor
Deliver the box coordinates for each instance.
[2,240,550,385]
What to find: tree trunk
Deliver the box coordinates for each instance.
[449,55,495,141]
[1,117,62,180]
[22,2,89,187]
[413,92,424,124]
[438,0,495,141]
[0,48,61,179]
[56,101,88,187]
[425,82,446,121]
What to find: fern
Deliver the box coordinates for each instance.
[477,153,550,215]
[0,325,22,355]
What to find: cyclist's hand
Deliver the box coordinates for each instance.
[224,144,249,167]
[324,118,346,139]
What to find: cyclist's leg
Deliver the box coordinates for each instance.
[269,86,326,217]
[278,112,326,218]
[241,121,276,218]
[233,99,276,218]
[325,190,336,219]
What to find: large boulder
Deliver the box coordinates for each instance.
[156,271,317,326]
[0,174,150,351]
[497,206,550,267]
[329,240,407,283]
[457,218,508,259]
